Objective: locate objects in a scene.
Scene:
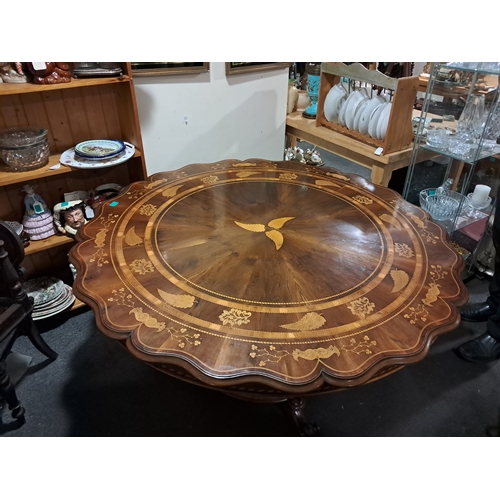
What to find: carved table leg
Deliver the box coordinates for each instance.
[278,397,320,436]
[23,316,58,360]
[0,360,25,424]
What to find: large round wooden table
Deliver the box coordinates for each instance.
[70,159,468,434]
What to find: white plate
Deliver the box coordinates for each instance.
[323,84,346,122]
[351,97,369,132]
[60,142,135,169]
[368,102,388,139]
[338,91,358,127]
[335,94,348,125]
[376,102,392,140]
[358,96,385,135]
[345,91,364,130]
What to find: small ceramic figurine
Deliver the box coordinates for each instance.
[27,62,71,84]
[21,184,56,240]
[23,184,49,216]
[53,200,88,236]
[0,62,30,83]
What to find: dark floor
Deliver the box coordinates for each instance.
[2,147,500,437]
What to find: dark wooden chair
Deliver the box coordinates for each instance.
[0,221,58,426]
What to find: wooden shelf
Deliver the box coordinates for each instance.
[24,233,74,256]
[0,150,142,187]
[71,297,86,311]
[0,62,146,282]
[0,76,132,96]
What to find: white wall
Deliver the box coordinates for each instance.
[134,62,289,176]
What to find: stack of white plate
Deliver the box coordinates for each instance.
[324,85,393,141]
[23,277,75,320]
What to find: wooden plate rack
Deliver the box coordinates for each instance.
[316,62,419,155]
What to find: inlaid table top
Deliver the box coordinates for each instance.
[70,159,468,401]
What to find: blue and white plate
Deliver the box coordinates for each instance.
[74,139,125,160]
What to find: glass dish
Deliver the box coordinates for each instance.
[0,127,49,171]
[426,129,449,149]
[419,188,468,221]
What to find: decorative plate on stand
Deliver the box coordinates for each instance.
[60,142,135,169]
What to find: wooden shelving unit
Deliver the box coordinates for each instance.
[0,62,147,292]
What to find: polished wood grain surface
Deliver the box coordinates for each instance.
[69,159,467,400]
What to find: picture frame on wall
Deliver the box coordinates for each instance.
[225,62,290,75]
[131,62,209,77]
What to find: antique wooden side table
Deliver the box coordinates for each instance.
[69,159,468,435]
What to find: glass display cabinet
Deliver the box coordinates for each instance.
[402,62,500,275]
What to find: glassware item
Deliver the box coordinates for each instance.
[426,129,449,149]
[456,94,485,146]
[464,190,492,219]
[0,126,49,171]
[435,178,454,195]
[482,98,500,151]
[419,187,468,221]
[447,135,471,157]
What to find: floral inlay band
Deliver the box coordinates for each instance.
[202,175,219,184]
[108,288,165,332]
[248,335,377,367]
[347,297,376,319]
[90,214,118,267]
[352,195,373,205]
[394,243,414,258]
[129,259,155,275]
[219,308,252,326]
[139,204,157,216]
[279,173,298,180]
[404,265,448,324]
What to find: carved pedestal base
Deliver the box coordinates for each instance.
[278,397,320,436]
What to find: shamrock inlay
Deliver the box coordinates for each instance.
[234,217,295,250]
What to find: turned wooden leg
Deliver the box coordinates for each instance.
[278,397,320,436]
[0,360,25,424]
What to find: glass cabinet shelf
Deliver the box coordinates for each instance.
[420,143,500,164]
[403,62,500,276]
[443,63,500,76]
